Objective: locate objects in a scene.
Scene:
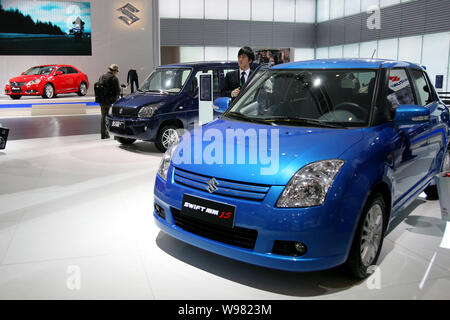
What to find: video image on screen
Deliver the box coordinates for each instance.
[0,0,92,55]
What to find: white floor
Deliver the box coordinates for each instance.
[0,134,449,300]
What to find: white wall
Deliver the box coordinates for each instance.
[0,0,157,96]
[315,31,450,91]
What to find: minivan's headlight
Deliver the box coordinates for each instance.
[26,79,41,86]
[277,159,345,208]
[138,102,163,118]
[157,144,176,181]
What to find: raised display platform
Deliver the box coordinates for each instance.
[0,95,100,117]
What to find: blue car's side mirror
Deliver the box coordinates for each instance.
[394,104,430,126]
[213,97,230,114]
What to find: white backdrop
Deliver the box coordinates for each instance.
[0,0,158,96]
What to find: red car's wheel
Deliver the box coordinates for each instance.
[77,82,87,96]
[9,95,21,100]
[42,83,55,98]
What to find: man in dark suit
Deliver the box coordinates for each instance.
[221,46,255,100]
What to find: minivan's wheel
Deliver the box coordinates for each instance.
[10,95,21,100]
[77,82,87,96]
[42,83,55,98]
[155,125,179,152]
[424,146,450,200]
[346,192,386,279]
[116,137,136,145]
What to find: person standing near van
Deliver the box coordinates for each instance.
[127,69,139,93]
[221,46,255,100]
[98,64,120,139]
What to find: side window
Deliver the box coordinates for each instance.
[67,67,78,74]
[386,69,415,109]
[57,67,67,74]
[190,70,219,95]
[224,69,236,76]
[213,70,220,94]
[410,69,435,106]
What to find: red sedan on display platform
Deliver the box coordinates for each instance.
[4,65,89,99]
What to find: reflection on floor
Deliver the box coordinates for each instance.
[0,134,449,299]
[0,115,101,140]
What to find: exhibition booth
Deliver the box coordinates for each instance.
[0,0,450,303]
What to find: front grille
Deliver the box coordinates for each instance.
[173,168,270,201]
[10,82,26,87]
[172,208,258,249]
[112,106,137,117]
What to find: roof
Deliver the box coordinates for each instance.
[273,58,424,70]
[159,61,238,68]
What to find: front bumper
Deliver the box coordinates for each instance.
[106,115,158,141]
[5,84,42,96]
[153,166,358,272]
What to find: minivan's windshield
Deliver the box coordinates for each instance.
[139,68,191,94]
[225,69,377,128]
[23,66,55,75]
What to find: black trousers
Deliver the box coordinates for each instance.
[129,79,139,93]
[100,104,111,137]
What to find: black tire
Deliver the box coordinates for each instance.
[116,137,136,145]
[424,145,450,200]
[77,82,87,96]
[155,125,179,153]
[42,83,55,98]
[424,185,439,200]
[345,192,386,279]
[9,95,21,100]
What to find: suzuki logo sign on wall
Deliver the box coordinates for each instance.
[117,3,140,26]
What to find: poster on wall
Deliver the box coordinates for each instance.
[0,0,91,55]
[255,48,291,66]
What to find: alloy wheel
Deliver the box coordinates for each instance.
[79,83,87,95]
[162,128,179,149]
[360,203,383,267]
[45,85,54,98]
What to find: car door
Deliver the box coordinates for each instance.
[66,67,79,91]
[54,67,71,93]
[389,68,433,202]
[410,68,447,177]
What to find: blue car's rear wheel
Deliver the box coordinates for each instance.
[346,192,386,279]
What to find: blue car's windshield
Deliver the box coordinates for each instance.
[139,68,192,94]
[226,69,377,127]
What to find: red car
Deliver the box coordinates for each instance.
[4,65,89,99]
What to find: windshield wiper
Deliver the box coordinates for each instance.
[261,116,347,129]
[223,112,276,126]
[145,89,168,93]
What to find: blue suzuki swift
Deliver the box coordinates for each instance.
[153,59,450,278]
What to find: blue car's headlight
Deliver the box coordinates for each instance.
[138,102,163,118]
[277,159,345,208]
[157,144,176,181]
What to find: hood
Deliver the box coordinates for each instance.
[9,75,46,83]
[171,119,364,186]
[113,91,179,108]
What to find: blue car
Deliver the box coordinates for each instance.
[153,59,450,278]
[106,61,239,152]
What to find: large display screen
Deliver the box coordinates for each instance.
[0,0,91,55]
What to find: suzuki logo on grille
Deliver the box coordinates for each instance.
[206,178,219,193]
[119,108,123,114]
[117,3,140,26]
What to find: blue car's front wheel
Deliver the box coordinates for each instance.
[346,192,386,279]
